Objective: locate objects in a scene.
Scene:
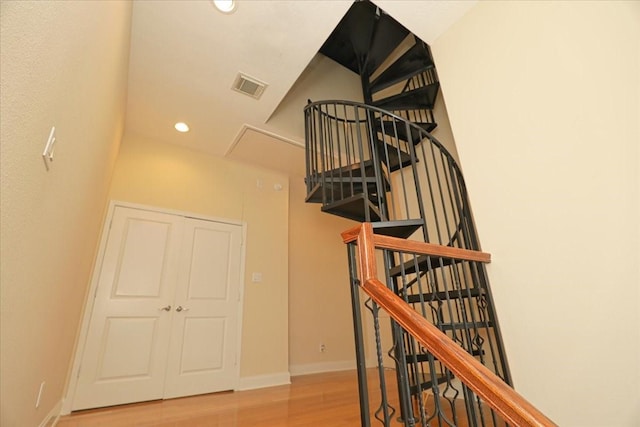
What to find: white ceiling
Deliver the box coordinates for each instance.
[124,0,476,177]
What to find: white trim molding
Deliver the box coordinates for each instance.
[39,399,62,427]
[225,123,304,156]
[289,360,359,377]
[237,372,291,391]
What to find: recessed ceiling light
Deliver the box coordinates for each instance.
[174,122,190,133]
[213,0,236,13]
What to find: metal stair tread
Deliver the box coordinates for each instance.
[321,194,382,222]
[371,219,424,239]
[437,320,494,332]
[409,373,449,396]
[389,253,460,277]
[376,120,437,145]
[305,179,385,205]
[375,139,414,172]
[373,82,440,111]
[370,42,435,93]
[305,182,323,203]
[320,159,378,178]
[405,348,484,364]
[305,158,391,205]
[404,287,484,304]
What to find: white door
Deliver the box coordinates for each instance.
[73,207,183,410]
[72,206,243,410]
[163,218,242,398]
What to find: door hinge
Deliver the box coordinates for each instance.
[76,364,81,379]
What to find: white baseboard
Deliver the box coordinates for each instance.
[237,371,291,391]
[39,399,62,427]
[289,358,383,376]
[289,360,358,376]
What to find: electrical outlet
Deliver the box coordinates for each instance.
[319,344,326,353]
[35,381,45,408]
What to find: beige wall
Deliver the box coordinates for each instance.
[288,177,356,374]
[108,134,290,381]
[432,1,639,425]
[0,1,132,426]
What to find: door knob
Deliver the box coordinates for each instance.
[159,305,171,311]
[176,306,189,312]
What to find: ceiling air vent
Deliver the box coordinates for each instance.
[232,73,267,99]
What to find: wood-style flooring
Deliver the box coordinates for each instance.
[57,369,503,427]
[57,370,372,427]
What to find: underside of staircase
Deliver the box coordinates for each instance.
[304,2,513,426]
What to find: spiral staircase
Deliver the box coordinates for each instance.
[305,2,513,426]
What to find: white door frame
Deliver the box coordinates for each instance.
[62,201,247,415]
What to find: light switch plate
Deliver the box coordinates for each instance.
[42,127,56,170]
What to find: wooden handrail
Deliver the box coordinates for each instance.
[343,223,557,427]
[341,225,491,263]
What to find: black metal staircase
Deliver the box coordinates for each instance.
[305,1,512,426]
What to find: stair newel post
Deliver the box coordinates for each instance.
[347,241,372,427]
[359,224,399,427]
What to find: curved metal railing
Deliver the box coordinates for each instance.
[304,100,479,251]
[305,99,513,426]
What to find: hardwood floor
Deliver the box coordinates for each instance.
[57,369,503,427]
[57,370,370,427]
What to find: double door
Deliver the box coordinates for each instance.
[72,206,243,410]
